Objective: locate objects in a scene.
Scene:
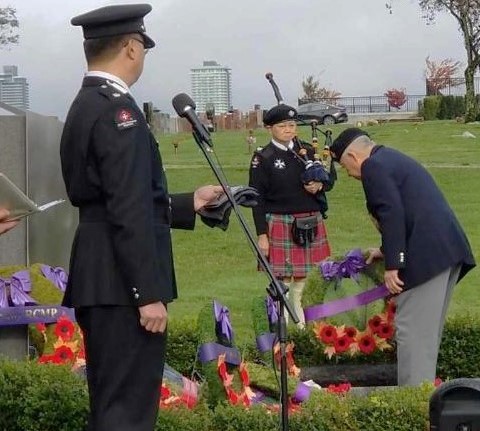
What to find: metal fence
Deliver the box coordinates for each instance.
[426,76,480,96]
[298,95,425,114]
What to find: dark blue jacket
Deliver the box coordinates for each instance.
[362,146,475,290]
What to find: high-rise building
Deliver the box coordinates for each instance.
[190,61,232,113]
[0,65,30,110]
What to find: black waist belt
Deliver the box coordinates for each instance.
[79,205,108,222]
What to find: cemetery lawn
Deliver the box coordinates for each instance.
[159,120,480,343]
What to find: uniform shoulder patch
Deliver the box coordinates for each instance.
[115,108,138,130]
[251,154,261,168]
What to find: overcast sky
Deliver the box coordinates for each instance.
[1,0,466,119]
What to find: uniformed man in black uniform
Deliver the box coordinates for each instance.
[61,5,223,430]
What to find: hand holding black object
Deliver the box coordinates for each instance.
[197,185,259,230]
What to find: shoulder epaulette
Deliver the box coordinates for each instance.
[255,144,274,159]
[96,80,130,101]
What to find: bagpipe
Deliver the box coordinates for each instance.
[265,73,333,186]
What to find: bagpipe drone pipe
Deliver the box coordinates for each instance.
[264,73,334,187]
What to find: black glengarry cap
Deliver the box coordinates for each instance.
[330,127,369,161]
[263,104,297,126]
[71,4,155,49]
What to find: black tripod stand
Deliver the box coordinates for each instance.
[192,129,298,431]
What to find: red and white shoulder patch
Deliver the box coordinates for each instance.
[115,108,138,130]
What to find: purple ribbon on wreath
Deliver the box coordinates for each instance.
[320,248,366,282]
[40,265,68,292]
[304,249,390,322]
[265,295,278,326]
[0,270,37,308]
[214,300,234,343]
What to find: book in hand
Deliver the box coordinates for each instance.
[0,173,65,221]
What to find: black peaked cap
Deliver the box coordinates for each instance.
[330,128,369,161]
[71,4,155,49]
[263,104,298,126]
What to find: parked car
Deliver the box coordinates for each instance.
[296,102,348,125]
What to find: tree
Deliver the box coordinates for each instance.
[419,0,480,122]
[0,6,19,47]
[300,75,341,104]
[425,56,462,95]
[385,88,407,109]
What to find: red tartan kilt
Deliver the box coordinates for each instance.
[262,212,331,278]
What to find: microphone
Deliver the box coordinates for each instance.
[172,93,212,147]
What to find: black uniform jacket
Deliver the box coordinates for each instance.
[249,139,335,235]
[60,76,195,308]
[362,145,475,290]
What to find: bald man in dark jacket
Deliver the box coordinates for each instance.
[330,128,475,386]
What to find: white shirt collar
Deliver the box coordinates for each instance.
[272,139,294,151]
[85,71,130,94]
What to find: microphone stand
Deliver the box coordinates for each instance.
[191,130,298,431]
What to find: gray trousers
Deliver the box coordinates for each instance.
[394,265,461,386]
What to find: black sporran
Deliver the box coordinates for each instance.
[291,215,318,247]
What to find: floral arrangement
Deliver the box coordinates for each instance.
[196,300,248,408]
[159,382,197,409]
[303,249,396,359]
[326,382,352,394]
[251,295,301,377]
[217,353,257,407]
[313,299,396,359]
[36,315,85,371]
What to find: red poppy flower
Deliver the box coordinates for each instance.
[239,363,250,386]
[368,315,383,334]
[53,345,75,363]
[344,326,357,340]
[334,335,352,353]
[386,300,397,321]
[38,354,56,364]
[77,347,86,360]
[35,323,46,333]
[378,323,394,340]
[160,384,171,399]
[241,393,251,407]
[327,383,351,394]
[319,325,337,343]
[54,316,75,341]
[358,334,377,354]
[181,393,197,409]
[226,387,239,404]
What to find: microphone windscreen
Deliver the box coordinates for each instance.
[265,72,273,80]
[172,93,196,117]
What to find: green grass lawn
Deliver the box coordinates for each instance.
[159,121,480,343]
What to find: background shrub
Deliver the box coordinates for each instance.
[0,359,88,431]
[437,315,480,379]
[165,318,198,376]
[421,96,442,120]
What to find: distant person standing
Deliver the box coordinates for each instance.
[249,104,334,328]
[330,128,476,386]
[246,129,256,154]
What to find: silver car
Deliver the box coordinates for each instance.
[297,102,348,125]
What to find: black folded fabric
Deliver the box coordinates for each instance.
[198,185,259,231]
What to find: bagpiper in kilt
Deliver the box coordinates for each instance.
[266,212,330,278]
[248,104,335,326]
